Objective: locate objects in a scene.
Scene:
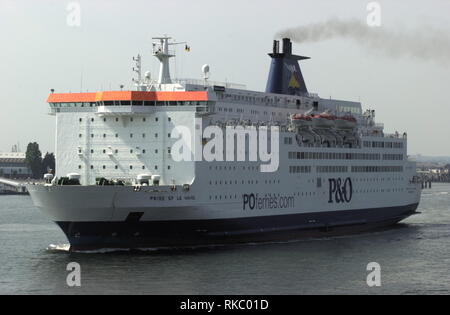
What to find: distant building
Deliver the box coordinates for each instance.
[0,152,32,179]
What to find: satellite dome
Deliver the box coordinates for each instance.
[202,64,210,79]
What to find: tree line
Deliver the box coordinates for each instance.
[25,142,55,179]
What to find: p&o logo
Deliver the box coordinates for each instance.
[328,177,353,204]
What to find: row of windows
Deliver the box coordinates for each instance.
[289,165,404,173]
[209,179,281,185]
[206,177,405,188]
[363,141,404,149]
[354,188,405,193]
[317,166,348,173]
[208,165,260,171]
[79,148,170,155]
[52,101,207,107]
[353,177,404,182]
[79,164,171,171]
[337,105,362,115]
[220,93,274,104]
[210,195,239,201]
[217,106,285,117]
[219,92,311,108]
[0,168,28,174]
[351,166,403,173]
[80,117,171,123]
[382,154,404,161]
[289,166,312,173]
[79,132,171,139]
[288,151,381,160]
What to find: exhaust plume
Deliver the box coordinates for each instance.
[276,19,450,63]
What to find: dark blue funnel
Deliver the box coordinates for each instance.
[265,38,309,96]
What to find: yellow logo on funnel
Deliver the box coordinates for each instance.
[288,74,300,89]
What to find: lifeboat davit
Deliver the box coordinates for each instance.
[291,114,313,127]
[335,115,357,129]
[312,113,336,128]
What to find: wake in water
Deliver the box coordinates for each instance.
[46,244,71,252]
[421,191,450,197]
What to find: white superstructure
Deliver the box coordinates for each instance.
[28,37,421,251]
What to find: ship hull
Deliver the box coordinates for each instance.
[56,203,419,251]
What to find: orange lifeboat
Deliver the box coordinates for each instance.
[291,114,313,127]
[335,115,357,129]
[312,113,336,128]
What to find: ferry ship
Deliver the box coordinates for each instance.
[28,37,422,251]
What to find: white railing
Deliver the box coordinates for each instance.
[174,78,246,90]
[361,131,407,139]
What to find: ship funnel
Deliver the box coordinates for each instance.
[265,38,310,96]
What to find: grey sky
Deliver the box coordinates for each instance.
[0,0,449,155]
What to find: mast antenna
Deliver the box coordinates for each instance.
[132,54,142,84]
[152,36,189,84]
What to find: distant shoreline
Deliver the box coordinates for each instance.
[0,192,29,196]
